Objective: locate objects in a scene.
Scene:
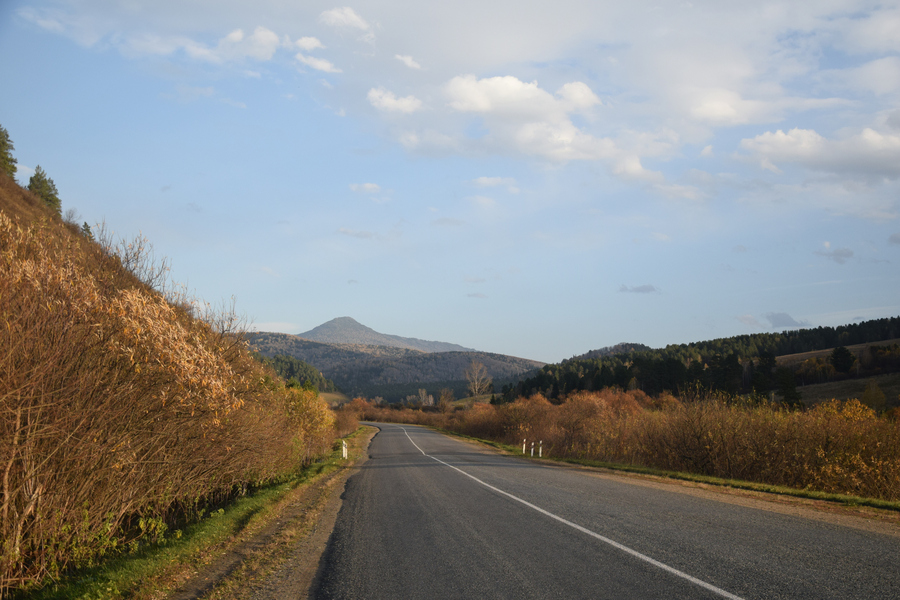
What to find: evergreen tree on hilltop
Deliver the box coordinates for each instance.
[28,165,61,214]
[0,124,16,179]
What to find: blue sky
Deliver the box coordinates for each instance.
[2,1,899,363]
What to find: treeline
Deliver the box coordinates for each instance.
[255,353,338,392]
[504,317,900,402]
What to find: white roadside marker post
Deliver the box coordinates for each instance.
[539,440,543,458]
[522,439,526,454]
[531,441,535,457]
[342,440,348,459]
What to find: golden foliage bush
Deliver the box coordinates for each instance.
[0,212,336,591]
[349,389,900,503]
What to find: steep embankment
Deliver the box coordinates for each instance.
[0,173,336,592]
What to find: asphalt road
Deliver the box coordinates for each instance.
[311,423,900,599]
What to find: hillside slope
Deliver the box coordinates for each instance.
[297,316,475,353]
[0,172,336,591]
[246,331,544,397]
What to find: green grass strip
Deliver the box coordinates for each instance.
[23,428,367,600]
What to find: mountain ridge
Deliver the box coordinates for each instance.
[297,316,476,353]
[245,330,544,400]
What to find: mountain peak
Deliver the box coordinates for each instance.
[297,317,475,353]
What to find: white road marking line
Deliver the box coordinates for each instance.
[401,426,745,600]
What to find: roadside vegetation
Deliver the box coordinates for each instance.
[344,387,900,504]
[0,136,355,595]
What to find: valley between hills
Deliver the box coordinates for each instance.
[246,317,545,401]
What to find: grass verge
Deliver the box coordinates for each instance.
[22,429,368,600]
[432,427,900,513]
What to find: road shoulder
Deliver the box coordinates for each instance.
[168,426,377,600]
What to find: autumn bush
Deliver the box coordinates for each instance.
[349,388,900,503]
[0,212,335,592]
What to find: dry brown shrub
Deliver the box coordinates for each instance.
[0,212,336,592]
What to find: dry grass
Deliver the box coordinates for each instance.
[797,373,900,407]
[777,339,900,367]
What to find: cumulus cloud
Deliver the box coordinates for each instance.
[181,26,282,63]
[443,74,623,164]
[395,54,422,69]
[296,53,341,73]
[350,183,381,193]
[619,284,659,294]
[368,88,422,113]
[320,7,373,41]
[295,36,325,51]
[740,127,900,180]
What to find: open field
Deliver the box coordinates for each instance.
[777,338,900,367]
[798,372,900,408]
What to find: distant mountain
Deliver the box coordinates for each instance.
[568,342,654,362]
[297,317,475,353]
[245,330,544,400]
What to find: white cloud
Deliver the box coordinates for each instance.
[443,74,617,163]
[320,7,373,41]
[295,36,325,51]
[836,57,900,96]
[740,127,900,180]
[833,7,900,55]
[472,176,518,193]
[368,88,422,113]
[183,26,282,63]
[350,183,381,193]
[395,54,422,69]
[296,53,341,73]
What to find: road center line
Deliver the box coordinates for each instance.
[401,426,745,600]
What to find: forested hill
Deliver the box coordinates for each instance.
[504,316,900,402]
[246,331,544,399]
[568,343,653,361]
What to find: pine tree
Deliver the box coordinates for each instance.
[0,124,16,179]
[28,165,61,214]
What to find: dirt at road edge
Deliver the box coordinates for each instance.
[167,426,377,600]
